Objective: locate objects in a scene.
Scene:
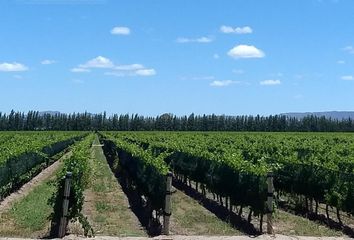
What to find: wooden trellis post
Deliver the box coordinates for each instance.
[163,172,173,235]
[58,172,72,238]
[267,172,274,234]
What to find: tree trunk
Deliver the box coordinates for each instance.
[315,201,319,215]
[337,208,342,225]
[276,191,280,201]
[260,212,264,233]
[238,206,243,216]
[248,209,253,223]
[201,184,206,196]
[326,204,330,222]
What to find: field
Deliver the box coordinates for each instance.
[0,131,353,238]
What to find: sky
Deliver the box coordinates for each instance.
[0,0,354,116]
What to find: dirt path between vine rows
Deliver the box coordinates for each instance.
[63,235,350,240]
[0,234,351,240]
[0,151,71,214]
[79,137,146,237]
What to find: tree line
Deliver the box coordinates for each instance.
[0,110,353,132]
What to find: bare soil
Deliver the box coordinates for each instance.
[0,234,350,240]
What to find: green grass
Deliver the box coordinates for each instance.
[82,136,146,237]
[274,210,343,236]
[9,180,55,231]
[0,152,71,237]
[171,189,241,235]
[95,201,118,213]
[92,182,107,192]
[0,164,63,237]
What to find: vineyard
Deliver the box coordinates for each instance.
[0,131,353,238]
[100,132,354,234]
[0,131,85,200]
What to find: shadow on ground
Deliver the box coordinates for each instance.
[100,139,161,237]
[278,201,354,238]
[172,179,260,236]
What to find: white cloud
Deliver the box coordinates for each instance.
[104,72,126,77]
[79,56,114,68]
[343,46,354,54]
[136,68,156,76]
[73,56,155,77]
[220,25,253,34]
[337,60,345,64]
[176,37,213,43]
[114,64,144,71]
[111,26,130,35]
[105,66,156,77]
[0,62,28,72]
[210,80,238,87]
[105,68,156,77]
[228,45,265,59]
[71,67,91,73]
[341,75,354,81]
[260,79,281,86]
[41,59,56,65]
[220,26,234,34]
[213,54,220,59]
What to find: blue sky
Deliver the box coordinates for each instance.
[0,0,354,116]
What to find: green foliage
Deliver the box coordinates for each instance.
[103,131,354,216]
[101,135,169,210]
[0,132,85,199]
[49,134,95,237]
[2,110,354,132]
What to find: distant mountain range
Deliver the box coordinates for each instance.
[38,111,94,116]
[281,111,354,120]
[38,111,61,116]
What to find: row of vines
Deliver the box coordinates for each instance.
[49,133,95,237]
[0,131,85,200]
[101,132,354,226]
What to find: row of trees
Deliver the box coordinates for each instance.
[0,110,354,132]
